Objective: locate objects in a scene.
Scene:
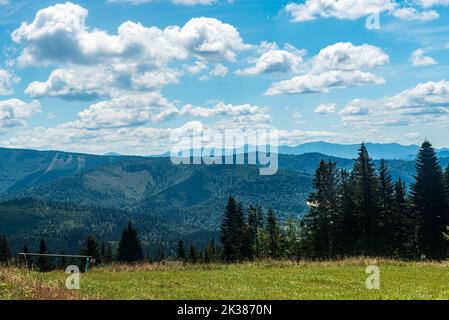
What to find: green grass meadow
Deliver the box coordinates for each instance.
[1,259,449,300]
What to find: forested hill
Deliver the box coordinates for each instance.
[0,147,140,193]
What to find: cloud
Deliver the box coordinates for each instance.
[13,3,249,100]
[69,94,270,131]
[171,0,217,4]
[417,0,449,8]
[180,102,268,119]
[209,63,228,77]
[0,99,41,129]
[285,0,441,23]
[76,93,179,129]
[0,69,19,96]
[314,103,337,114]
[4,119,341,156]
[107,0,154,4]
[12,3,248,66]
[285,0,398,22]
[25,66,180,100]
[107,0,218,5]
[410,49,437,66]
[185,61,208,74]
[339,80,449,127]
[264,42,388,95]
[178,17,250,62]
[266,70,385,95]
[310,42,389,72]
[391,7,439,21]
[236,44,305,75]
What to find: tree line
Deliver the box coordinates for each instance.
[217,141,449,261]
[0,221,145,271]
[301,141,449,260]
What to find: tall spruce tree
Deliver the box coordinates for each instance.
[391,179,416,258]
[352,144,380,256]
[285,219,300,260]
[378,159,395,255]
[339,169,358,255]
[0,234,11,264]
[177,240,186,261]
[444,164,449,197]
[303,160,341,258]
[220,196,245,262]
[189,245,198,263]
[117,221,144,263]
[266,208,282,259]
[411,141,449,259]
[80,235,101,268]
[247,204,264,259]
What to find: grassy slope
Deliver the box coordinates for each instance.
[2,259,449,300]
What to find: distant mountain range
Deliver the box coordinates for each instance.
[150,141,449,161]
[0,143,448,254]
[278,141,449,160]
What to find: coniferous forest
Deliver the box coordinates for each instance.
[219,141,449,262]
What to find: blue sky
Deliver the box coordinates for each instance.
[0,0,448,155]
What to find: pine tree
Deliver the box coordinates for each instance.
[378,159,395,255]
[352,144,380,256]
[157,245,165,262]
[444,164,449,199]
[220,196,245,262]
[266,208,282,259]
[247,204,264,259]
[203,248,211,264]
[285,219,299,260]
[37,239,52,272]
[80,235,101,269]
[177,240,186,261]
[189,245,198,263]
[117,221,144,263]
[0,235,11,264]
[302,160,341,258]
[391,179,415,258]
[339,169,358,255]
[411,141,449,259]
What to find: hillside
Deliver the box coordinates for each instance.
[0,147,138,194]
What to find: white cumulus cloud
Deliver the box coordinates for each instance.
[236,44,305,75]
[314,103,337,114]
[339,80,449,127]
[0,99,41,129]
[12,2,249,100]
[76,93,179,129]
[265,42,388,95]
[0,69,19,96]
[285,0,397,22]
[391,7,439,21]
[266,70,385,95]
[410,49,437,66]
